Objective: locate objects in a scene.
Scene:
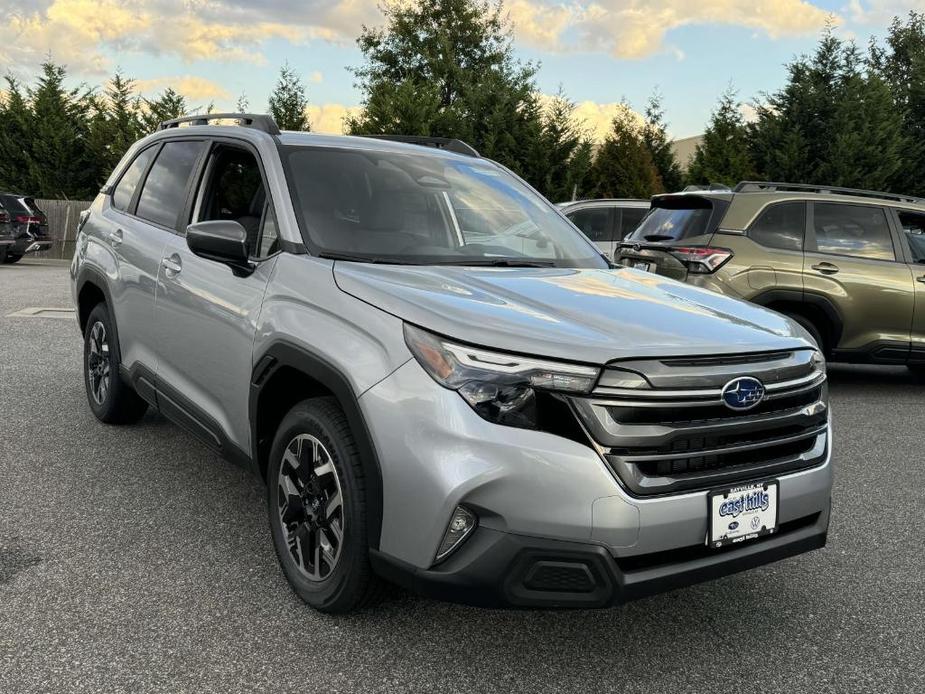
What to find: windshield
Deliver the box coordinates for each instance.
[627,200,714,243]
[283,146,605,267]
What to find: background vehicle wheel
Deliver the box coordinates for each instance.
[786,312,825,353]
[83,303,148,424]
[267,397,381,614]
[3,253,22,264]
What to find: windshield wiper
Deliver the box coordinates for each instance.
[642,234,674,242]
[434,258,555,267]
[319,251,416,265]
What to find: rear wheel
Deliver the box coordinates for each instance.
[267,397,381,613]
[83,303,148,424]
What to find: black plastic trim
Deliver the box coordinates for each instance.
[370,502,829,609]
[249,341,384,549]
[749,288,845,350]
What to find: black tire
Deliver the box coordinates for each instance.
[908,364,925,377]
[83,303,148,424]
[786,312,825,353]
[3,253,22,264]
[267,397,381,614]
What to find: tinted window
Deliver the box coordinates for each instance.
[619,207,647,239]
[196,146,279,258]
[567,207,610,242]
[112,147,156,212]
[627,198,714,242]
[897,210,925,263]
[0,194,30,215]
[813,203,894,261]
[749,202,805,251]
[136,141,203,228]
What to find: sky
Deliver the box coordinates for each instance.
[0,0,921,139]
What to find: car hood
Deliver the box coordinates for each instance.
[334,264,814,364]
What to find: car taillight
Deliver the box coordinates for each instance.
[669,246,733,274]
[15,215,43,224]
[0,212,8,224]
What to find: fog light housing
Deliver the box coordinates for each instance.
[435,506,478,563]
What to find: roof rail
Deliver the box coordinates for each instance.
[158,113,281,136]
[681,183,731,193]
[734,180,924,204]
[361,134,480,158]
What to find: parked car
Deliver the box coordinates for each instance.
[617,181,925,369]
[0,193,52,263]
[0,201,15,258]
[558,199,649,260]
[71,116,831,613]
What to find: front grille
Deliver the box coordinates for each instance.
[572,348,829,496]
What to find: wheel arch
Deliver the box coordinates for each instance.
[750,288,843,354]
[250,341,384,549]
[75,267,122,353]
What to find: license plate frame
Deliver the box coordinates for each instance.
[707,480,779,549]
[633,260,652,272]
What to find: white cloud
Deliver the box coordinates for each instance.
[136,76,231,102]
[306,103,362,134]
[846,0,925,25]
[512,0,835,59]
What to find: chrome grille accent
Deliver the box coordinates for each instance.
[572,349,829,496]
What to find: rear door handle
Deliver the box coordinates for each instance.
[108,229,123,247]
[161,255,182,275]
[811,262,839,275]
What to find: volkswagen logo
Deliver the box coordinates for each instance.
[721,376,765,411]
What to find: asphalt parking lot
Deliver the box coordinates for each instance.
[1,260,924,693]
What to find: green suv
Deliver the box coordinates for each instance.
[617,181,925,366]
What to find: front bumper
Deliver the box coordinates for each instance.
[361,360,833,574]
[372,501,829,608]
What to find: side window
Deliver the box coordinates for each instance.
[813,203,895,261]
[195,146,277,257]
[619,208,647,239]
[567,208,610,243]
[111,146,157,212]
[136,140,204,228]
[748,202,805,251]
[897,210,925,263]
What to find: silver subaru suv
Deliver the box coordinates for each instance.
[70,114,832,613]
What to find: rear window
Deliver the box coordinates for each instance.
[626,197,716,242]
[619,207,647,239]
[567,207,610,242]
[0,195,30,215]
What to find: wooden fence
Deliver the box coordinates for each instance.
[32,198,94,260]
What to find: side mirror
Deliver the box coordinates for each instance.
[186,220,251,271]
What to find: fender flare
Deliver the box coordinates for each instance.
[249,341,384,549]
[749,288,844,348]
[75,266,123,354]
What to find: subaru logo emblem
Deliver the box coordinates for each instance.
[721,376,765,411]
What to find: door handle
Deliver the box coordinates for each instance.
[161,255,182,275]
[108,229,123,247]
[811,262,839,275]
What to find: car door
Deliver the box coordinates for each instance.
[803,201,915,359]
[153,139,279,457]
[890,208,925,361]
[566,205,615,259]
[95,143,171,375]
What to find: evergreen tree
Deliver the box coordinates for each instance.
[687,87,755,187]
[268,63,310,131]
[0,76,33,192]
[870,12,925,195]
[236,92,250,112]
[26,61,96,198]
[347,0,546,184]
[87,72,142,177]
[590,106,662,199]
[749,24,904,190]
[140,88,187,133]
[535,90,593,202]
[643,91,683,192]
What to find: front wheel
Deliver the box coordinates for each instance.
[267,397,381,613]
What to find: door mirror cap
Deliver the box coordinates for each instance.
[186,220,251,271]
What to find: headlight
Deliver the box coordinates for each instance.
[403,323,600,429]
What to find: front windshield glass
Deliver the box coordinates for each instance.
[283,146,605,267]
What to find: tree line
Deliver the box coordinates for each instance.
[1,2,924,202]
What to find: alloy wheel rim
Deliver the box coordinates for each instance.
[277,434,345,581]
[87,321,111,406]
